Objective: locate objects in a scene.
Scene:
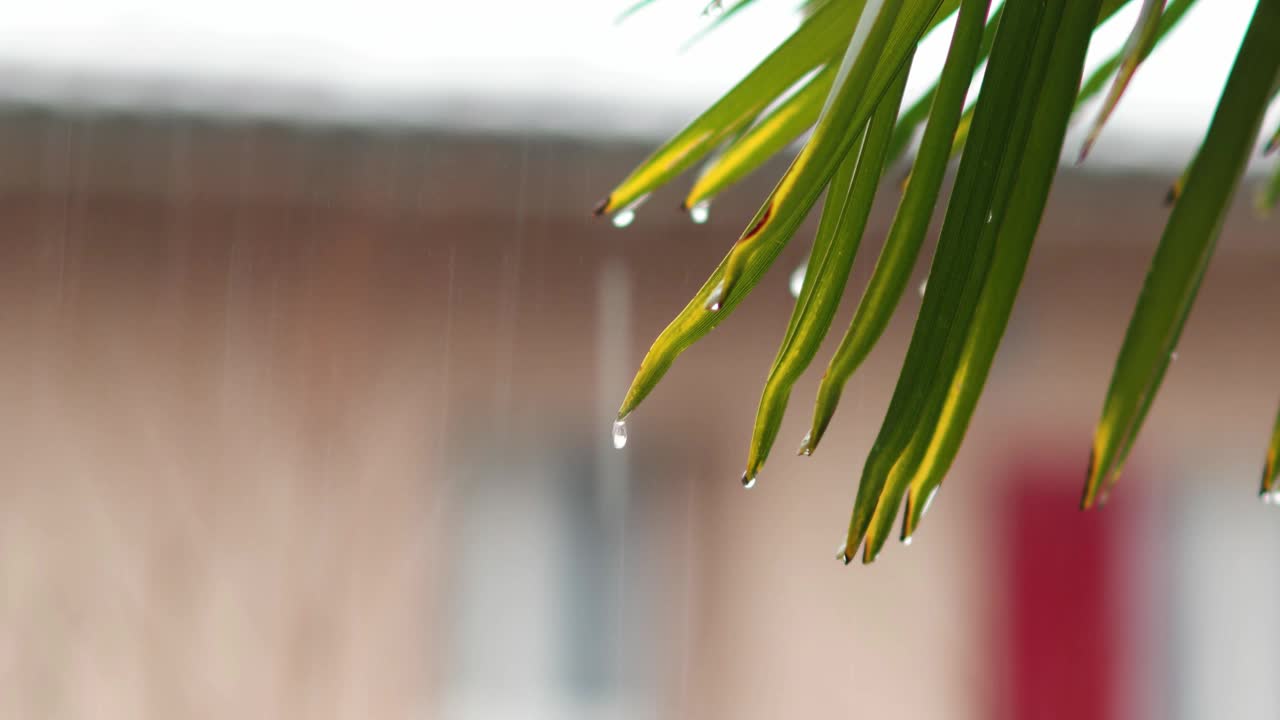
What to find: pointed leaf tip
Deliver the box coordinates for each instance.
[1079,0,1171,162]
[1262,403,1280,496]
[1089,0,1280,510]
[804,0,991,475]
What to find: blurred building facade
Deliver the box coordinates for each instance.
[0,109,1277,719]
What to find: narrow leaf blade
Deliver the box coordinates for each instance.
[1080,0,1169,160]
[803,0,990,456]
[1084,0,1280,508]
[1263,402,1280,499]
[745,64,909,483]
[684,64,836,209]
[617,0,949,422]
[892,0,1107,542]
[845,0,1061,563]
[596,0,866,216]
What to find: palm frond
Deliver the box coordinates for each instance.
[683,64,835,211]
[744,61,910,485]
[616,0,946,421]
[602,0,1280,563]
[803,0,990,457]
[1079,0,1167,159]
[595,0,865,219]
[848,0,1105,563]
[1084,0,1280,507]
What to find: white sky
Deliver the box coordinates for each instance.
[0,0,1271,166]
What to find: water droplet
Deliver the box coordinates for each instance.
[986,210,994,223]
[836,544,852,565]
[1170,351,1179,361]
[611,419,628,449]
[610,194,650,229]
[902,535,913,546]
[1261,489,1280,505]
[789,263,806,298]
[689,201,711,224]
[741,472,757,489]
[918,277,928,298]
[703,0,724,16]
[706,281,726,312]
[611,209,635,228]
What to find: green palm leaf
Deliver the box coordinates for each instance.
[616,0,948,422]
[894,0,1107,544]
[683,64,836,210]
[595,0,865,218]
[899,0,1175,192]
[684,0,968,210]
[743,62,910,485]
[600,0,1280,562]
[1263,403,1280,501]
[803,0,991,456]
[1079,0,1167,160]
[884,2,1003,169]
[843,0,1068,564]
[1084,0,1280,508]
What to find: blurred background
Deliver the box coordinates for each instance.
[0,1,1278,719]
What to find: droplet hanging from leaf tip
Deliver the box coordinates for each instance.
[610,193,650,229]
[689,200,711,224]
[612,209,636,228]
[741,472,756,489]
[611,419,628,449]
[902,535,913,547]
[797,432,813,456]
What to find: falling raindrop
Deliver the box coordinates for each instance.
[741,472,757,489]
[918,277,928,298]
[612,419,628,449]
[789,263,806,298]
[689,201,711,224]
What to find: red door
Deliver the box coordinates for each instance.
[997,459,1132,720]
